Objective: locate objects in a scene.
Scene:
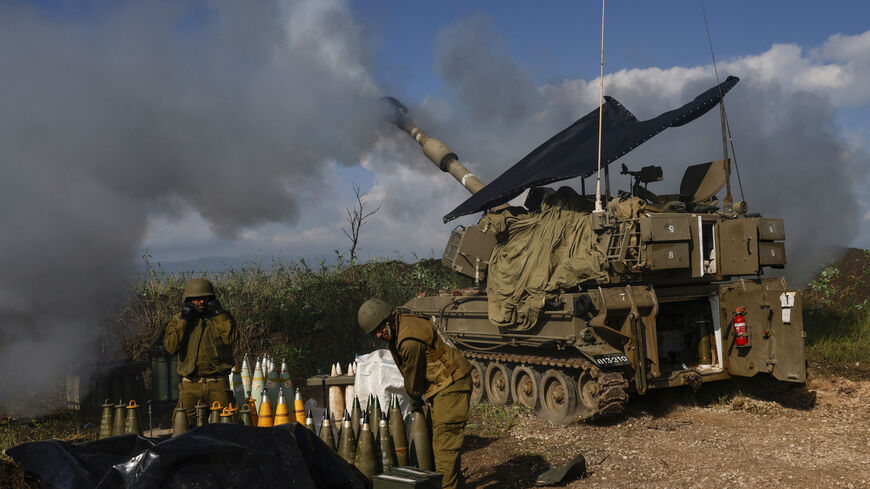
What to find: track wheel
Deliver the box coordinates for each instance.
[511,366,541,409]
[484,363,513,407]
[470,360,487,403]
[576,369,600,421]
[538,369,577,425]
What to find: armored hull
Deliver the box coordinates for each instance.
[404,270,805,423]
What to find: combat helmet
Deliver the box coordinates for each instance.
[182,278,216,302]
[358,298,393,334]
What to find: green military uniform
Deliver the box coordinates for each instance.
[164,308,238,423]
[388,314,472,489]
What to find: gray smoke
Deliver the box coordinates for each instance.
[0,0,381,414]
[434,15,542,127]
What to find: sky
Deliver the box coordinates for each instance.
[136,0,870,265]
[1,0,869,410]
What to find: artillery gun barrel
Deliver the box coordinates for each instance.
[380,96,486,195]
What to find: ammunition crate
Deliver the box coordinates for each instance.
[373,467,443,489]
[640,214,692,242]
[756,217,786,268]
[647,242,690,270]
[757,217,785,241]
[759,241,786,266]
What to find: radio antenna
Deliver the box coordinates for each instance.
[594,0,606,212]
[700,0,745,204]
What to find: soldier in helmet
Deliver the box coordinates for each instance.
[164,278,238,424]
[358,298,472,489]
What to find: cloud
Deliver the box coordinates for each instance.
[818,30,870,106]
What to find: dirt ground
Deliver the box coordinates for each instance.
[3,374,867,488]
[461,374,870,489]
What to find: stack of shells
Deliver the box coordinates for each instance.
[156,353,305,437]
[328,361,358,425]
[104,353,433,484]
[230,354,296,415]
[163,354,349,433]
[321,392,434,483]
[98,399,145,438]
[320,358,436,481]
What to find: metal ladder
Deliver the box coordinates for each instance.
[606,219,640,267]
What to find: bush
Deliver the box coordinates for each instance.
[109,255,471,380]
[802,251,870,376]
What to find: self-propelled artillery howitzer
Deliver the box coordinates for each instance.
[380,77,806,424]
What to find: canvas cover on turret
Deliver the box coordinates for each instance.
[480,188,610,330]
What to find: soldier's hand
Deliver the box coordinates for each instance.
[411,398,425,413]
[206,298,225,316]
[180,303,198,322]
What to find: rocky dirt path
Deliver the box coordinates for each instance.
[462,375,870,489]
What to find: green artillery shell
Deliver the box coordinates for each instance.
[369,396,382,442]
[172,403,188,437]
[354,417,377,480]
[378,414,395,471]
[409,411,433,471]
[389,395,409,466]
[239,403,254,426]
[112,400,126,437]
[99,399,114,439]
[338,410,357,464]
[351,396,362,440]
[125,401,142,435]
[319,411,336,451]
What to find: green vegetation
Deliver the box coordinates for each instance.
[111,254,471,377]
[1,411,95,462]
[802,251,870,376]
[803,306,870,372]
[466,403,530,437]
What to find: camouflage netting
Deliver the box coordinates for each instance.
[479,187,610,331]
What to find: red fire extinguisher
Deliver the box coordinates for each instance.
[733,306,749,347]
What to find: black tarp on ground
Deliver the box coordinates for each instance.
[443,76,739,222]
[8,423,365,489]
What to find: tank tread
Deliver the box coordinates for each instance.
[463,351,590,369]
[594,372,630,419]
[463,351,628,421]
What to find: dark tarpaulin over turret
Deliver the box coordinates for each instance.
[443,76,739,222]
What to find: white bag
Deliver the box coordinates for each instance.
[353,349,411,419]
